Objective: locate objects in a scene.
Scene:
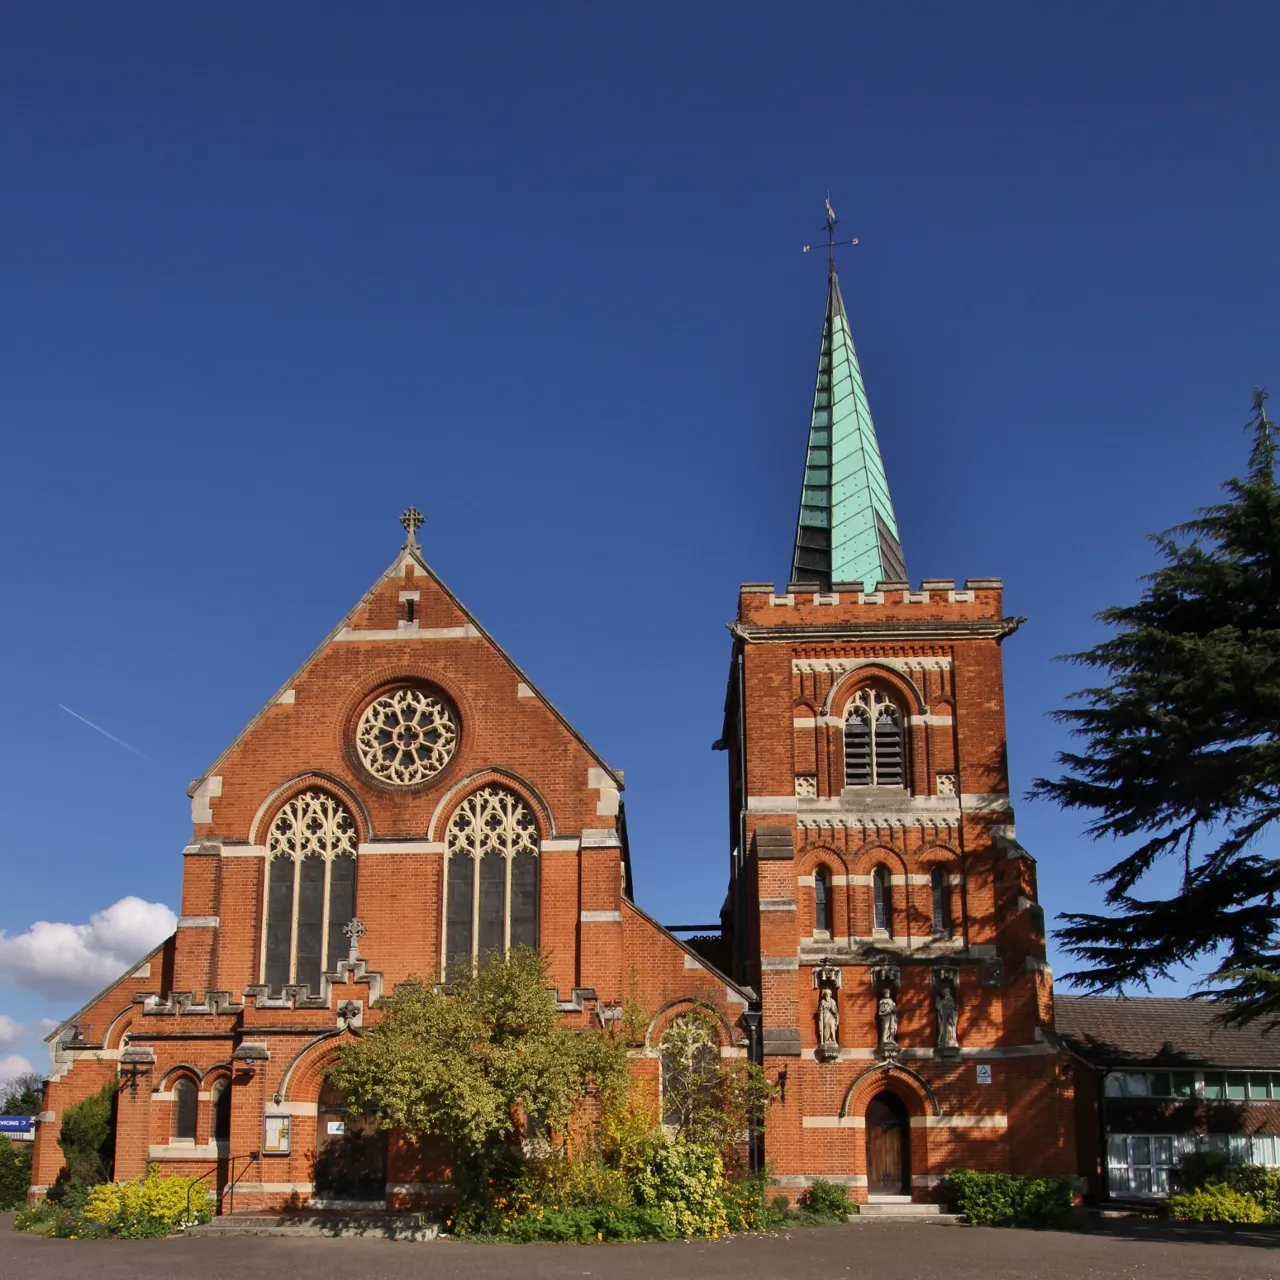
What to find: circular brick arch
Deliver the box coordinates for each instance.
[644,997,739,1053]
[841,1061,940,1119]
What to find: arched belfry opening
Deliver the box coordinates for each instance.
[865,1090,910,1198]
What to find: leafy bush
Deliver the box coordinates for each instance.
[801,1178,851,1221]
[947,1169,1074,1229]
[57,1080,118,1186]
[1167,1183,1265,1224]
[1171,1153,1280,1223]
[0,1136,33,1211]
[722,1173,788,1233]
[82,1165,213,1237]
[771,1192,791,1215]
[634,1140,729,1238]
[503,1203,677,1242]
[16,1165,211,1239]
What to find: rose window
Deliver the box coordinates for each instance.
[356,687,457,785]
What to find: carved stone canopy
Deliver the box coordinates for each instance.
[870,963,900,991]
[931,964,959,989]
[812,962,842,990]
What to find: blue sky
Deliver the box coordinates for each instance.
[2,3,1278,1084]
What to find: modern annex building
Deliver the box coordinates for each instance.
[29,243,1081,1210]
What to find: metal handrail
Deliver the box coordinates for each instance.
[183,1151,260,1225]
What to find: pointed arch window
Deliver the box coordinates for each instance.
[444,786,540,971]
[814,866,833,935]
[931,866,951,937]
[844,688,906,789]
[264,790,359,993]
[872,866,892,934]
[172,1076,198,1142]
[211,1077,231,1143]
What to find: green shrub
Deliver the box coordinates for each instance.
[634,1140,729,1238]
[771,1192,791,1215]
[947,1169,1074,1229]
[82,1165,212,1237]
[721,1173,786,1233]
[1167,1183,1265,1224]
[1173,1149,1233,1191]
[1222,1164,1280,1223]
[57,1081,117,1186]
[800,1178,851,1221]
[503,1203,677,1242]
[0,1136,33,1211]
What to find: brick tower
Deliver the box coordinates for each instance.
[719,229,1077,1201]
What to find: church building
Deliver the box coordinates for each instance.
[29,236,1078,1211]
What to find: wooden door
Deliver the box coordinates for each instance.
[314,1080,387,1200]
[865,1091,908,1195]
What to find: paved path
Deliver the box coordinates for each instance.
[6,1215,1280,1279]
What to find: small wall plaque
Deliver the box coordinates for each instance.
[976,1064,993,1085]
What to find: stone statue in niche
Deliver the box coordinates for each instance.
[935,983,960,1053]
[816,985,839,1055]
[877,987,899,1050]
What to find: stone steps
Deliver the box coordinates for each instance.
[858,1202,961,1221]
[186,1212,439,1241]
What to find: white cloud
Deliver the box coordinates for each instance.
[0,1015,20,1052]
[0,1054,35,1087]
[0,897,177,1001]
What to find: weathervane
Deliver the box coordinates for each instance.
[802,194,859,270]
[400,507,423,550]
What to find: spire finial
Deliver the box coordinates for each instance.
[802,193,859,273]
[400,506,423,550]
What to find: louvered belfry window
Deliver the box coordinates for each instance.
[263,790,359,992]
[444,786,540,972]
[844,688,906,789]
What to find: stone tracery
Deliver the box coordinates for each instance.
[356,687,457,785]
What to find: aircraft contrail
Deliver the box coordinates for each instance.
[57,704,158,765]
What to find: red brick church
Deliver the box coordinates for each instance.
[29,241,1082,1210]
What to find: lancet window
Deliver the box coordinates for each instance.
[444,786,540,970]
[263,789,359,993]
[931,866,951,937]
[172,1076,197,1142]
[872,865,893,934]
[814,866,833,935]
[843,688,906,789]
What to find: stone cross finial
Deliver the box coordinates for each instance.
[400,507,424,549]
[343,917,367,960]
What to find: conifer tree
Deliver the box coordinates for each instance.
[1033,390,1280,1025]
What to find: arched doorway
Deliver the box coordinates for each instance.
[313,1079,387,1202]
[865,1090,910,1197]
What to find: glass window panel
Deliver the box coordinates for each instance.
[1132,1166,1153,1194]
[1171,1072,1194,1098]
[1153,1136,1173,1165]
[931,867,949,935]
[1153,1166,1171,1194]
[1124,1073,1151,1098]
[446,853,474,970]
[326,854,357,973]
[1130,1135,1151,1165]
[295,854,325,994]
[510,851,539,951]
[1149,1072,1171,1098]
[815,869,831,933]
[1104,1074,1124,1098]
[1203,1073,1224,1099]
[1227,1075,1248,1099]
[873,869,890,932]
[265,855,295,988]
[1250,1074,1272,1099]
[211,1078,231,1142]
[1107,1134,1129,1164]
[478,851,505,960]
[173,1078,197,1141]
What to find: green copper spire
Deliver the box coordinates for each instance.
[791,238,906,590]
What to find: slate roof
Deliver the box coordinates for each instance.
[1055,994,1280,1069]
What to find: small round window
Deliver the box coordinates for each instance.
[356,687,457,785]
